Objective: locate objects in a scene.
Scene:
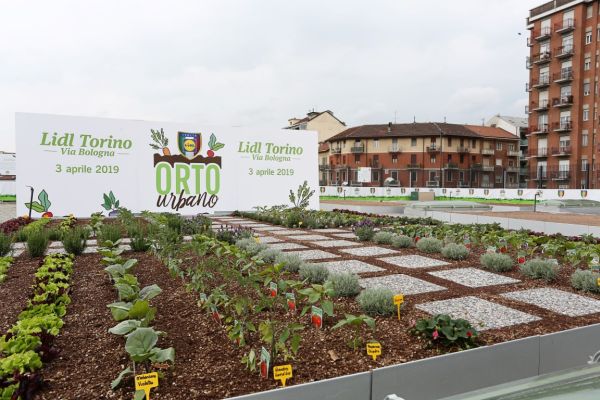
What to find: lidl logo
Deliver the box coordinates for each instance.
[558,190,565,198]
[370,188,375,194]
[178,132,202,160]
[517,189,523,196]
[469,189,474,195]
[484,189,490,195]
[582,190,588,198]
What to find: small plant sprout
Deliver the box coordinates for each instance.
[149,128,170,156]
[332,314,376,351]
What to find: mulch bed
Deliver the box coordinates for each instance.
[2,220,600,399]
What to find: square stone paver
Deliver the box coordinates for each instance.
[310,240,360,248]
[340,246,399,257]
[253,226,288,231]
[11,248,24,257]
[429,268,520,288]
[256,236,281,244]
[416,296,541,330]
[333,232,357,239]
[501,288,600,317]
[272,230,311,236]
[288,234,330,241]
[378,255,449,269]
[320,260,385,274]
[267,242,308,251]
[359,274,446,295]
[83,246,98,254]
[286,250,340,261]
[314,228,350,233]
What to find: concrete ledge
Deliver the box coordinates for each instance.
[539,324,600,375]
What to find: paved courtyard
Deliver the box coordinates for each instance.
[0,203,16,223]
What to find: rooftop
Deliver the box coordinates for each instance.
[529,0,589,23]
[286,110,345,129]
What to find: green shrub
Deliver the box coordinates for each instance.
[441,243,470,260]
[47,228,63,241]
[98,224,122,244]
[480,253,514,272]
[328,272,361,297]
[13,229,28,243]
[356,288,395,316]
[235,238,256,250]
[127,222,151,252]
[257,248,282,264]
[353,219,376,241]
[284,210,302,228]
[244,241,268,257]
[410,314,479,349]
[299,263,329,284]
[373,231,394,245]
[520,258,559,281]
[0,232,11,257]
[571,269,600,293]
[416,237,443,254]
[391,235,413,248]
[27,230,49,258]
[0,256,12,283]
[62,227,89,255]
[275,252,304,273]
[182,215,211,235]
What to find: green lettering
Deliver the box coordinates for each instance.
[155,163,171,195]
[175,164,190,194]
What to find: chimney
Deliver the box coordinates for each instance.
[387,122,392,133]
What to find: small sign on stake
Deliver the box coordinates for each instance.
[366,342,382,361]
[269,281,278,297]
[311,305,323,329]
[597,277,600,287]
[199,293,207,305]
[393,294,404,320]
[286,293,296,312]
[210,305,221,324]
[260,347,270,379]
[273,364,293,387]
[135,372,159,400]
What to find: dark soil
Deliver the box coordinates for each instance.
[0,256,41,332]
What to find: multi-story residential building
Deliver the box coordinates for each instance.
[526,0,600,189]
[285,110,347,143]
[322,122,519,188]
[486,115,530,187]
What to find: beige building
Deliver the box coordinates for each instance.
[285,110,346,143]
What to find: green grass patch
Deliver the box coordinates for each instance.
[319,195,534,205]
[0,195,16,202]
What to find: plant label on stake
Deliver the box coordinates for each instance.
[486,246,497,254]
[135,372,158,400]
[366,342,382,361]
[210,305,221,325]
[393,294,404,320]
[269,281,278,297]
[260,346,270,379]
[311,306,323,329]
[199,293,207,306]
[463,235,471,250]
[273,365,293,387]
[597,277,600,287]
[591,255,600,272]
[286,292,296,312]
[517,252,526,264]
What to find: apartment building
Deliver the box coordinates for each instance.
[486,115,529,187]
[285,110,347,143]
[322,122,519,188]
[526,0,600,189]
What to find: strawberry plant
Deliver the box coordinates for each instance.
[0,257,13,283]
[206,133,225,157]
[410,314,478,349]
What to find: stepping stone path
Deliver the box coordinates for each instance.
[267,242,307,251]
[501,288,600,317]
[288,234,330,241]
[272,230,311,236]
[309,240,359,248]
[252,226,289,231]
[333,232,357,239]
[256,236,281,244]
[416,296,541,330]
[378,255,449,269]
[286,249,340,261]
[313,229,349,233]
[429,268,520,288]
[319,260,385,274]
[340,246,399,257]
[359,274,446,295]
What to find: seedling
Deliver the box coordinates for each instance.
[332,314,376,351]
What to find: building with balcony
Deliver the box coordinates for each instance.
[322,122,519,188]
[526,0,599,188]
[486,115,529,187]
[285,110,346,143]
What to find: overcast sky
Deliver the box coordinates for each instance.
[1,0,542,152]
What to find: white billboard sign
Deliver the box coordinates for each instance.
[16,113,318,217]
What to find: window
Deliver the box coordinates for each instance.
[460,138,464,146]
[584,105,590,121]
[411,154,417,163]
[372,170,379,182]
[431,137,436,144]
[584,82,591,96]
[583,130,589,146]
[391,170,398,180]
[459,171,465,181]
[447,154,452,162]
[460,154,465,163]
[582,159,589,172]
[496,158,502,166]
[373,139,379,149]
[586,30,593,45]
[585,56,592,70]
[430,156,436,163]
[496,142,503,151]
[496,175,503,184]
[410,170,417,181]
[446,170,452,182]
[372,154,379,165]
[411,138,417,146]
[392,155,398,164]
[587,5,593,19]
[472,139,476,147]
[354,154,360,164]
[508,143,515,151]
[448,137,452,147]
[429,171,437,181]
[342,155,346,164]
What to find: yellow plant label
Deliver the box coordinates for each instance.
[393,294,404,305]
[366,342,382,361]
[273,364,293,387]
[597,277,600,287]
[135,372,159,400]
